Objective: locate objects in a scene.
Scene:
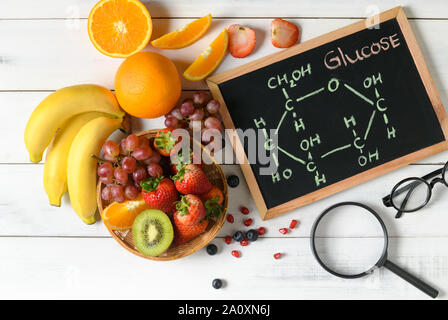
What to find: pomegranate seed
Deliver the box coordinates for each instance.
[226,214,234,223]
[240,206,250,215]
[279,228,288,235]
[244,218,253,227]
[274,253,282,260]
[231,250,241,258]
[240,238,249,246]
[224,236,232,244]
[290,219,298,229]
[257,227,266,235]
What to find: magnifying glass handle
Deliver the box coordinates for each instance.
[384,260,438,298]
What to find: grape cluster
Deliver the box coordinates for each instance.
[164,91,223,150]
[98,134,163,203]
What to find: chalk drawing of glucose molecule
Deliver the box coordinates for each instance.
[254,71,397,187]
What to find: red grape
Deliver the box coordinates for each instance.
[171,107,183,120]
[119,139,129,155]
[189,108,204,121]
[143,151,161,165]
[121,156,137,173]
[97,163,113,177]
[193,91,210,106]
[138,136,150,147]
[147,163,163,177]
[189,120,204,130]
[206,100,220,114]
[103,140,119,159]
[204,117,222,131]
[132,146,153,160]
[180,99,195,116]
[110,185,125,203]
[124,185,139,200]
[165,115,179,129]
[132,167,147,182]
[125,134,139,152]
[99,175,113,185]
[101,186,112,201]
[114,167,128,184]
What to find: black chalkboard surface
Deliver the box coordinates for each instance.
[208,7,448,220]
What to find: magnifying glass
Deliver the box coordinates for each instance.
[310,202,438,298]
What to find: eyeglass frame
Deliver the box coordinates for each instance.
[382,162,448,218]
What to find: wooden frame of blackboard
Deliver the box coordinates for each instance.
[207,6,448,220]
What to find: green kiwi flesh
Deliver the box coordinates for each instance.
[132,209,174,257]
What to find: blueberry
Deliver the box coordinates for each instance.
[206,244,218,255]
[246,229,258,242]
[212,279,222,289]
[227,175,240,188]
[233,231,244,242]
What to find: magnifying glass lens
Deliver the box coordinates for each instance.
[313,204,386,276]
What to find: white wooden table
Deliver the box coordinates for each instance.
[1,0,448,300]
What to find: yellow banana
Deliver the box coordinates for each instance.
[43,112,104,207]
[67,116,123,224]
[24,84,124,163]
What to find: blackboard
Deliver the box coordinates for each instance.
[207,7,448,220]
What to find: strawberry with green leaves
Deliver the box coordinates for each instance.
[153,128,179,157]
[141,176,178,214]
[174,194,206,226]
[172,164,212,195]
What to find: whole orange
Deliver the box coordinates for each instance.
[115,52,181,118]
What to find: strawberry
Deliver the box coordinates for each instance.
[228,24,256,58]
[174,217,209,245]
[153,128,179,157]
[141,177,178,214]
[271,18,299,48]
[174,194,206,226]
[172,164,212,195]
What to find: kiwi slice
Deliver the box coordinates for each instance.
[132,209,174,257]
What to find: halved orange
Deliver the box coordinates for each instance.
[88,0,152,58]
[102,196,150,230]
[183,29,228,81]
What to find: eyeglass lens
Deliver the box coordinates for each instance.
[391,179,431,212]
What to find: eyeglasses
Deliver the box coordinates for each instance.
[382,162,448,218]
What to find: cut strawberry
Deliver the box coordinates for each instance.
[228,24,256,58]
[271,18,299,48]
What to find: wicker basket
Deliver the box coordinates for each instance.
[97,129,228,261]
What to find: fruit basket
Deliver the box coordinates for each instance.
[97,129,228,261]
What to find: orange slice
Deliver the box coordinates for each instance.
[88,0,152,58]
[183,29,228,81]
[102,196,150,230]
[151,14,212,49]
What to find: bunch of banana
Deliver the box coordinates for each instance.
[24,84,125,224]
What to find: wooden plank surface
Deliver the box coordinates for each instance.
[0,237,446,299]
[1,18,448,97]
[2,1,448,19]
[2,0,448,300]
